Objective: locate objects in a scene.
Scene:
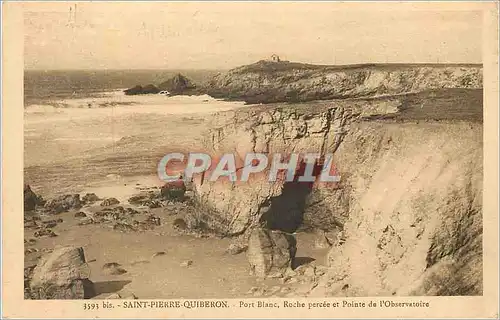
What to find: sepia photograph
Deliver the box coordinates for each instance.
[2,1,499,318]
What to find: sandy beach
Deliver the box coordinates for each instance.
[24,92,331,299]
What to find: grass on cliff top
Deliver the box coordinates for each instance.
[386,88,483,123]
[231,60,482,74]
[232,88,483,124]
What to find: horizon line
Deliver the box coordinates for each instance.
[24,61,483,72]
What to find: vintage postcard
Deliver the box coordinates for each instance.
[2,1,499,318]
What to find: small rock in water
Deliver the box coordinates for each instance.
[102,262,127,275]
[100,198,120,207]
[180,260,193,267]
[152,251,166,258]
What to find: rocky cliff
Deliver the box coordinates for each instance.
[191,93,482,296]
[187,61,483,296]
[206,61,482,104]
[188,60,483,296]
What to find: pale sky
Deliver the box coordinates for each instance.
[24,2,483,70]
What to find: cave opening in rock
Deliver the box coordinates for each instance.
[259,158,323,233]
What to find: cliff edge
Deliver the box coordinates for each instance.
[206,60,482,104]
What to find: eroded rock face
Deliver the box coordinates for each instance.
[193,105,346,235]
[29,246,94,299]
[247,228,297,278]
[319,121,483,297]
[192,100,390,235]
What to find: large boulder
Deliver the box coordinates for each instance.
[247,227,296,278]
[29,246,95,299]
[158,74,196,95]
[44,194,81,214]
